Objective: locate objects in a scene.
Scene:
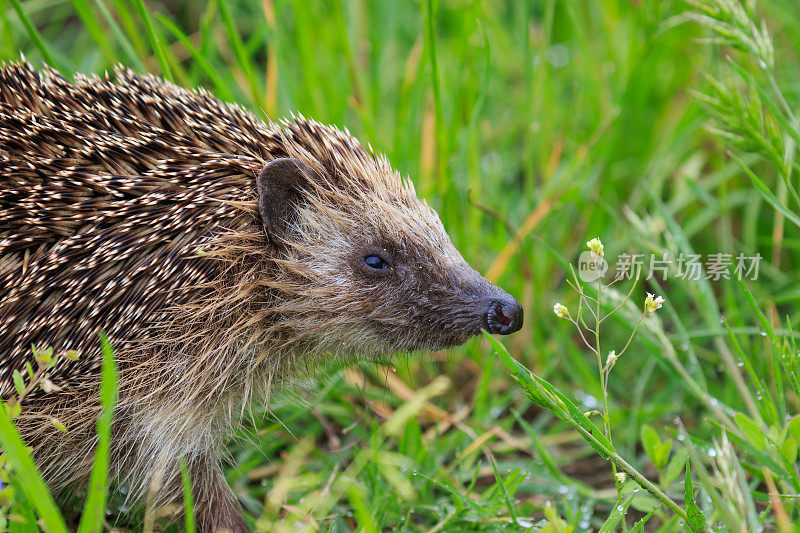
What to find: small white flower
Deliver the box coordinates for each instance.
[586,237,604,257]
[645,292,665,314]
[615,472,626,484]
[553,303,569,319]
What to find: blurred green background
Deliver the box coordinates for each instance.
[2,0,800,530]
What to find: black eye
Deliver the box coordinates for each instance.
[364,255,390,270]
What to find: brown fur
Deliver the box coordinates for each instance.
[0,61,521,530]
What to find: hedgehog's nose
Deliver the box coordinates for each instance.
[484,295,524,335]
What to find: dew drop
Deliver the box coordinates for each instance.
[546,44,570,68]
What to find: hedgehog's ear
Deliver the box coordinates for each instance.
[256,158,318,244]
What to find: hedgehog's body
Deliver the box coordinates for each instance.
[0,61,522,530]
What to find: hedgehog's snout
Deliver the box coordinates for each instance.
[483,293,524,335]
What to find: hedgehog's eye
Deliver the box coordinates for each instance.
[364,255,390,270]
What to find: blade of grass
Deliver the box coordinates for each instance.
[782,318,800,402]
[130,0,172,80]
[110,0,147,58]
[0,0,15,56]
[598,494,634,533]
[0,408,68,532]
[8,482,38,532]
[737,279,786,419]
[260,0,278,117]
[179,457,196,533]
[77,332,118,533]
[156,14,235,101]
[215,0,263,111]
[730,151,800,230]
[330,0,375,140]
[91,0,146,71]
[7,0,65,71]
[68,0,116,64]
[723,320,774,425]
[684,463,708,533]
[487,454,517,525]
[423,0,447,195]
[411,470,489,517]
[511,410,597,498]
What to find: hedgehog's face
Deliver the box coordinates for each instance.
[257,156,522,358]
[344,228,524,353]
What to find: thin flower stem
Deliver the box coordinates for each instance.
[576,284,598,322]
[593,278,623,505]
[570,282,598,322]
[595,279,609,440]
[584,301,598,322]
[603,269,627,288]
[569,318,598,355]
[600,269,641,323]
[616,314,647,359]
[579,314,596,335]
[568,265,598,304]
[565,282,599,305]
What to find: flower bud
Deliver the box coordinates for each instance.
[586,237,604,257]
[553,303,570,319]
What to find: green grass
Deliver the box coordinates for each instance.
[2,0,800,530]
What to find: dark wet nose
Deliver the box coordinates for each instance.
[484,296,524,335]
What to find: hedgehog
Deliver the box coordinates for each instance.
[0,60,523,531]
